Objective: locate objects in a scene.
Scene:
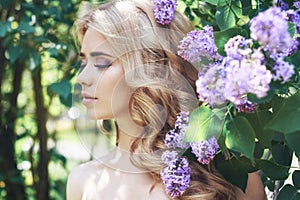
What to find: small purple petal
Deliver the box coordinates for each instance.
[190,136,219,165]
[160,154,191,198]
[153,0,177,25]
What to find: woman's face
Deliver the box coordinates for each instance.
[77,28,131,120]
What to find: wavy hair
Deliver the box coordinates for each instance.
[74,0,239,199]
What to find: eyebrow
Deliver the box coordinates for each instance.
[80,51,113,57]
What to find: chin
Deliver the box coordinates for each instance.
[86,109,113,120]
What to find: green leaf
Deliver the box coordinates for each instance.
[202,0,219,6]
[285,131,300,158]
[216,6,236,30]
[225,116,255,160]
[214,154,248,192]
[292,171,300,189]
[288,22,297,37]
[214,27,247,55]
[0,21,11,37]
[17,20,35,34]
[271,95,285,115]
[255,159,289,180]
[266,93,300,134]
[237,15,250,26]
[272,143,293,166]
[8,45,23,64]
[291,50,300,67]
[184,106,225,142]
[245,110,274,147]
[277,184,300,200]
[216,0,242,30]
[49,80,72,100]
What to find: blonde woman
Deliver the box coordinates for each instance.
[67,0,266,199]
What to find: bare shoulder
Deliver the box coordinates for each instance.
[236,172,267,200]
[66,160,102,200]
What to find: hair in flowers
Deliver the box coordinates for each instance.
[74,0,241,199]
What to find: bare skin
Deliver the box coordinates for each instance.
[66,149,266,200]
[69,27,267,200]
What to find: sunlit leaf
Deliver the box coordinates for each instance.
[184,106,225,142]
[225,116,255,160]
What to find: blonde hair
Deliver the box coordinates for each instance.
[74,0,239,199]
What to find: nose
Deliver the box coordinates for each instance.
[77,66,92,87]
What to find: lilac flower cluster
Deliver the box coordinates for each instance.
[177,26,222,63]
[160,150,191,198]
[153,0,177,25]
[250,7,293,57]
[179,7,296,107]
[223,48,273,104]
[161,112,220,197]
[196,63,227,105]
[195,35,273,106]
[165,111,190,149]
[190,136,219,164]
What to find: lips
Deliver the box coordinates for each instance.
[81,93,98,105]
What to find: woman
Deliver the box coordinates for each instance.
[67,0,266,199]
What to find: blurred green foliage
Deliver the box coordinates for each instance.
[0,0,82,199]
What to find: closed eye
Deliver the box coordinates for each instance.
[94,63,112,69]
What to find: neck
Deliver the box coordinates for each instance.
[117,128,135,152]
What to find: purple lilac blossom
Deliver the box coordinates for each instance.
[272,58,295,83]
[250,7,293,57]
[282,9,300,33]
[160,151,191,198]
[294,1,300,9]
[164,112,190,149]
[224,35,253,59]
[153,0,177,25]
[223,49,272,105]
[190,136,219,165]
[161,150,178,164]
[196,63,227,106]
[178,26,222,63]
[235,98,256,113]
[279,0,289,10]
[288,37,299,56]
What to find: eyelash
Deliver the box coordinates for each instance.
[80,60,112,70]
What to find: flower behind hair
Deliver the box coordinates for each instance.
[190,136,219,165]
[164,111,190,149]
[160,150,191,198]
[153,0,177,25]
